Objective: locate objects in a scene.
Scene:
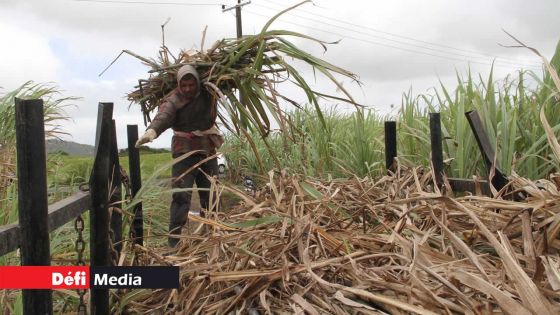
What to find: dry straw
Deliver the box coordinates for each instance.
[111,165,560,314]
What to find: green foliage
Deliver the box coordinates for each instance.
[48,154,93,186]
[47,152,173,188]
[0,81,76,146]
[118,152,172,180]
[224,106,387,178]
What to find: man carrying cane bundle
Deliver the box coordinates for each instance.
[135,65,224,247]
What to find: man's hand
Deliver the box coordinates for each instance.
[135,129,157,148]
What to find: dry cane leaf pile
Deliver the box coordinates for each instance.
[114,165,560,314]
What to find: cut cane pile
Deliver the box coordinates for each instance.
[114,166,560,314]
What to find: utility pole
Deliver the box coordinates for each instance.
[222,0,251,39]
[222,0,251,130]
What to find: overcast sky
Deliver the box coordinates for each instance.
[1,0,559,148]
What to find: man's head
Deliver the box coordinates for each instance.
[179,74,198,99]
[176,65,200,99]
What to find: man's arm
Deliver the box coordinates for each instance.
[135,97,178,147]
[147,98,178,136]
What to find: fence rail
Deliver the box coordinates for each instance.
[0,191,91,256]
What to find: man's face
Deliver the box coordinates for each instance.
[179,77,198,99]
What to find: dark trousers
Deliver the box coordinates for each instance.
[169,153,218,247]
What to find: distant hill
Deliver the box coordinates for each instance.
[46,139,170,156]
[46,139,95,156]
[119,146,170,155]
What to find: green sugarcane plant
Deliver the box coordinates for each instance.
[222,44,560,181]
[0,81,75,222]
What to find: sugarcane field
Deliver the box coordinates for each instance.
[2,0,560,314]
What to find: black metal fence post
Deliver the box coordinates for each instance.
[384,121,397,173]
[429,113,444,187]
[14,98,53,315]
[127,125,143,246]
[109,120,122,257]
[89,102,113,315]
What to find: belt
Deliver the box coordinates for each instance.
[174,130,196,140]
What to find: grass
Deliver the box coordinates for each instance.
[47,152,173,188]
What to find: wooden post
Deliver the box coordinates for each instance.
[384,121,397,173]
[429,113,444,187]
[465,110,508,191]
[14,98,52,315]
[127,125,143,246]
[89,102,112,315]
[109,120,122,257]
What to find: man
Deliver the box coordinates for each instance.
[135,65,223,247]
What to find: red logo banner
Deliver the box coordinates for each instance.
[0,266,90,289]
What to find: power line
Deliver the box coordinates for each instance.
[253,2,540,68]
[244,9,541,70]
[256,0,541,67]
[261,0,540,65]
[72,0,223,6]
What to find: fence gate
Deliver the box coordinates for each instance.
[0,99,144,315]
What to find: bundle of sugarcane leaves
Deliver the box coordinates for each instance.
[114,166,560,314]
[122,0,359,135]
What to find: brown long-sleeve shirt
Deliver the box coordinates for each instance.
[148,88,217,155]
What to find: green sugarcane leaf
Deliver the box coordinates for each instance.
[300,181,323,199]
